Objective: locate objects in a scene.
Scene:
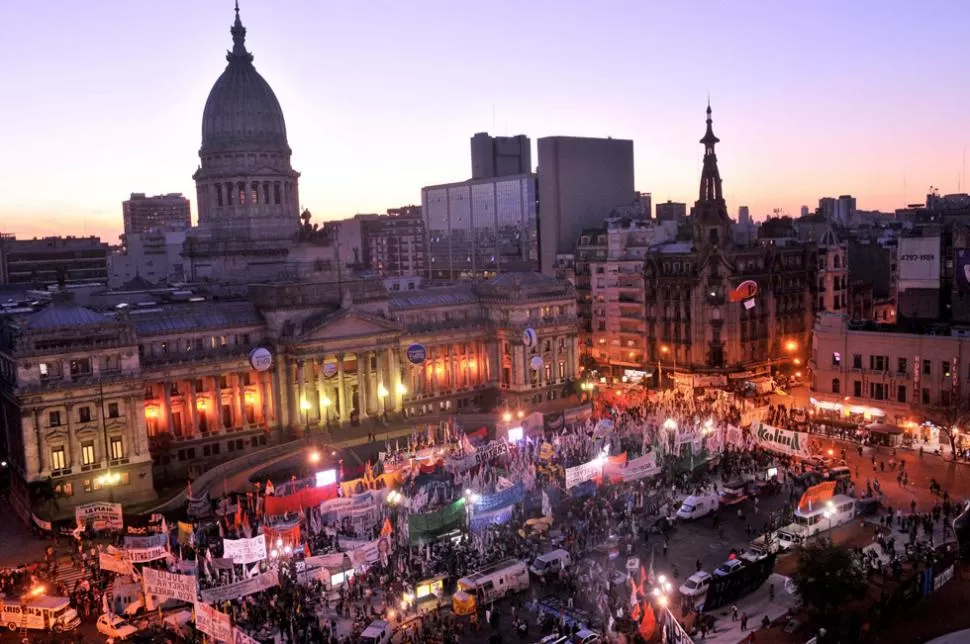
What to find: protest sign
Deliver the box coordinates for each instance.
[565,458,603,489]
[200,571,279,604]
[99,547,133,575]
[621,453,661,482]
[194,601,232,642]
[126,545,169,563]
[75,502,123,531]
[474,441,510,465]
[124,533,168,550]
[222,534,267,565]
[142,567,197,604]
[187,491,211,519]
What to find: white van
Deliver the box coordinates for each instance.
[777,494,856,550]
[359,619,392,644]
[676,492,719,520]
[530,549,571,579]
[678,571,712,598]
[0,595,80,632]
[457,559,530,603]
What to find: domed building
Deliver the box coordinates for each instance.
[186,3,302,283]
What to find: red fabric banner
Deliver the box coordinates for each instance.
[263,484,338,516]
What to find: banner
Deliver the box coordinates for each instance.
[408,500,466,545]
[200,570,280,604]
[124,513,165,535]
[222,534,267,565]
[99,547,134,575]
[31,512,53,532]
[469,505,515,532]
[348,536,392,568]
[565,458,603,489]
[726,424,744,448]
[178,521,194,546]
[601,453,629,480]
[126,544,169,563]
[542,490,552,518]
[143,567,197,604]
[75,502,123,531]
[233,628,262,644]
[474,441,511,465]
[194,601,232,642]
[187,492,211,519]
[125,533,168,550]
[538,442,555,462]
[543,412,565,432]
[476,483,525,514]
[753,422,813,458]
[263,519,301,550]
[798,481,837,513]
[264,484,338,516]
[621,453,661,482]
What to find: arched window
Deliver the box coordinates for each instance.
[833,255,841,269]
[832,378,841,394]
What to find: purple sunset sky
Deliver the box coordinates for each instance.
[1,0,968,241]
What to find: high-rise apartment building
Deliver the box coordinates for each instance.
[819,195,856,227]
[0,236,109,286]
[122,193,191,236]
[470,133,531,180]
[655,201,687,223]
[537,136,636,275]
[422,174,538,280]
[358,210,427,277]
[738,205,750,225]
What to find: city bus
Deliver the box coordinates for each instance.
[777,495,856,550]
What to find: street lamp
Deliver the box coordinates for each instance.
[96,470,122,501]
[823,500,836,532]
[308,450,321,466]
[502,411,512,423]
[378,385,389,415]
[321,395,332,427]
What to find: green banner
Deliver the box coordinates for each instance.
[408,499,466,545]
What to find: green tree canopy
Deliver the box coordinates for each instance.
[791,541,867,625]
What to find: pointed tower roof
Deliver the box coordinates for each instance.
[691,102,732,246]
[698,102,723,203]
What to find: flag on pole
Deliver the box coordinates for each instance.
[381,517,393,537]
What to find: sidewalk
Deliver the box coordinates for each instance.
[692,574,797,643]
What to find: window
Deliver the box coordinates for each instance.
[55,482,73,497]
[110,437,124,460]
[83,479,92,493]
[100,355,121,372]
[107,402,119,419]
[831,378,840,394]
[852,354,862,369]
[897,358,907,375]
[943,361,952,378]
[81,442,95,466]
[870,355,888,371]
[898,386,907,403]
[49,411,61,427]
[78,407,92,423]
[50,447,66,471]
[869,382,886,400]
[923,359,932,376]
[922,388,930,405]
[853,381,862,397]
[69,358,91,376]
[832,352,841,367]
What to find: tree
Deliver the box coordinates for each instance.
[791,541,867,627]
[936,396,970,461]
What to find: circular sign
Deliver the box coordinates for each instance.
[522,328,538,347]
[248,347,272,372]
[406,343,428,366]
[530,355,544,371]
[731,280,759,302]
[322,362,338,378]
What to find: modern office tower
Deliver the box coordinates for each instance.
[655,201,688,223]
[470,133,531,180]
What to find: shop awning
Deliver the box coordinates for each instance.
[865,423,904,435]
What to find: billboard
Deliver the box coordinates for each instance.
[897,236,940,291]
[956,249,970,292]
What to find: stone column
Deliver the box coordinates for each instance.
[188,382,200,437]
[356,353,368,419]
[229,373,248,427]
[209,374,221,432]
[127,397,142,456]
[296,360,307,428]
[163,383,176,437]
[336,354,347,422]
[259,370,271,427]
[388,349,400,412]
[552,338,560,385]
[273,359,287,432]
[33,410,43,474]
[309,359,321,423]
[432,347,442,397]
[449,345,457,390]
[65,404,75,468]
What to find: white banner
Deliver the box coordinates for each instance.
[348,536,392,568]
[565,458,603,489]
[124,533,168,550]
[194,601,232,642]
[622,453,661,482]
[305,553,347,569]
[222,534,267,565]
[200,571,279,604]
[99,548,134,575]
[126,544,169,563]
[75,502,123,531]
[753,422,813,458]
[142,567,197,604]
[233,628,262,644]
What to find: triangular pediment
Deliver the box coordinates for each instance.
[301,310,400,341]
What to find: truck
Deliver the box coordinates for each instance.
[0,594,80,633]
[776,495,856,550]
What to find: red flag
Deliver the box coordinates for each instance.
[639,602,656,640]
[381,517,393,537]
[631,601,641,622]
[304,542,311,557]
[187,479,193,498]
[234,501,242,529]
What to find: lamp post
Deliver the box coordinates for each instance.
[396,382,407,415]
[378,384,389,416]
[660,345,676,389]
[96,470,122,502]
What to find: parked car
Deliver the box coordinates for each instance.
[719,480,748,506]
[679,571,713,597]
[712,559,745,577]
[747,479,779,497]
[97,613,139,640]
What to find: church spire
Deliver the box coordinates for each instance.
[698,102,723,202]
[228,1,254,63]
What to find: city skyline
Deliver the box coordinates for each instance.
[2,0,969,242]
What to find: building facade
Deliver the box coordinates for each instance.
[109,230,188,288]
[643,106,815,384]
[537,136,636,275]
[0,236,109,286]
[122,193,191,236]
[422,174,538,279]
[471,133,532,180]
[809,312,970,433]
[0,273,579,521]
[358,212,427,277]
[655,201,687,223]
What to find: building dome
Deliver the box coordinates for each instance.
[200,4,289,155]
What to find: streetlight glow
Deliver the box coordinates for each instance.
[300,398,311,412]
[378,385,389,398]
[396,382,407,395]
